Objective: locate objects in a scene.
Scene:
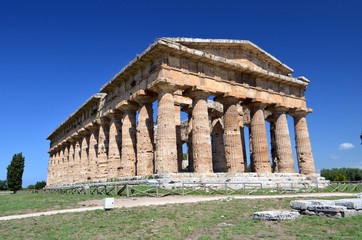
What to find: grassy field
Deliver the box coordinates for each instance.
[0,194,361,239]
[0,193,104,217]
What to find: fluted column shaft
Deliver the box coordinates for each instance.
[97,118,110,180]
[248,102,271,173]
[155,90,178,173]
[120,109,137,177]
[73,138,81,183]
[272,108,295,173]
[88,126,99,181]
[292,111,315,175]
[211,119,226,172]
[137,102,155,176]
[222,98,245,173]
[68,142,75,183]
[79,133,89,182]
[107,113,122,179]
[190,91,213,173]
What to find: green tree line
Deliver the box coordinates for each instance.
[320,168,362,181]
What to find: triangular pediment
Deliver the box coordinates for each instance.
[162,38,293,76]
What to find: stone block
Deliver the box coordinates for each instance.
[334,199,362,210]
[290,200,335,210]
[307,205,347,213]
[342,209,359,218]
[253,211,300,221]
[357,192,362,198]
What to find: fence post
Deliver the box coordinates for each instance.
[126,184,130,198]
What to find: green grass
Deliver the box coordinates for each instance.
[0,193,104,217]
[0,195,361,239]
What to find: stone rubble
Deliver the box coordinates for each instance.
[253,211,300,221]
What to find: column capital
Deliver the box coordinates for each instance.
[289,108,313,118]
[115,100,139,112]
[214,92,247,105]
[183,87,211,99]
[148,78,178,94]
[130,89,157,104]
[246,98,271,110]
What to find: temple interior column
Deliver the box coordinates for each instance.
[211,118,226,172]
[118,102,138,177]
[218,97,245,173]
[247,101,271,173]
[107,112,122,179]
[175,104,183,172]
[291,109,316,175]
[271,107,295,173]
[188,90,213,173]
[155,89,178,173]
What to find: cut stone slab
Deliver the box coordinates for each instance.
[342,209,360,218]
[290,200,335,210]
[307,205,347,213]
[334,199,362,210]
[253,211,300,221]
[357,192,362,198]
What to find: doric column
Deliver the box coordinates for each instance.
[247,101,271,173]
[46,152,53,185]
[106,111,122,179]
[186,110,193,172]
[270,106,295,173]
[175,104,183,172]
[68,140,75,183]
[291,109,315,175]
[79,129,90,182]
[87,124,99,181]
[188,90,213,173]
[131,91,156,176]
[117,101,138,177]
[97,117,110,181]
[155,88,178,173]
[211,118,226,172]
[57,148,64,184]
[62,144,69,183]
[73,136,81,183]
[217,96,245,173]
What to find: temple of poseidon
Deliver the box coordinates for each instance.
[47,38,326,188]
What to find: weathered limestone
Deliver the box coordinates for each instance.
[253,211,300,221]
[132,91,156,176]
[217,96,245,173]
[248,101,272,173]
[291,109,315,175]
[270,106,295,173]
[188,90,213,173]
[97,118,110,180]
[107,112,122,179]
[211,119,226,172]
[117,101,138,177]
[46,38,318,186]
[155,88,178,173]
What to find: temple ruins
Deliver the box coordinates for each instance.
[46,38,320,187]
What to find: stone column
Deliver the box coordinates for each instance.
[211,118,226,172]
[189,90,213,173]
[117,102,138,177]
[107,112,122,179]
[97,117,110,181]
[87,124,99,181]
[79,130,90,182]
[68,140,75,183]
[63,144,69,183]
[73,136,81,183]
[217,97,245,173]
[247,101,271,173]
[291,109,315,175]
[186,111,193,172]
[58,148,64,183]
[270,107,295,173]
[175,104,183,172]
[46,153,53,185]
[155,89,178,173]
[134,96,155,176]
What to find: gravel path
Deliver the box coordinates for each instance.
[0,192,356,221]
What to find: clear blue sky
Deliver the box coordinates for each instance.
[0,0,361,187]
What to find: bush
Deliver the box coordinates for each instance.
[35,181,46,190]
[321,168,362,181]
[0,180,7,190]
[27,185,35,190]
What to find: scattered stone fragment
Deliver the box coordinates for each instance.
[334,199,362,210]
[253,211,300,221]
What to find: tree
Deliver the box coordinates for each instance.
[0,180,7,190]
[35,181,46,189]
[6,153,25,193]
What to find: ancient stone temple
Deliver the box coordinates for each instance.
[46,38,318,186]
